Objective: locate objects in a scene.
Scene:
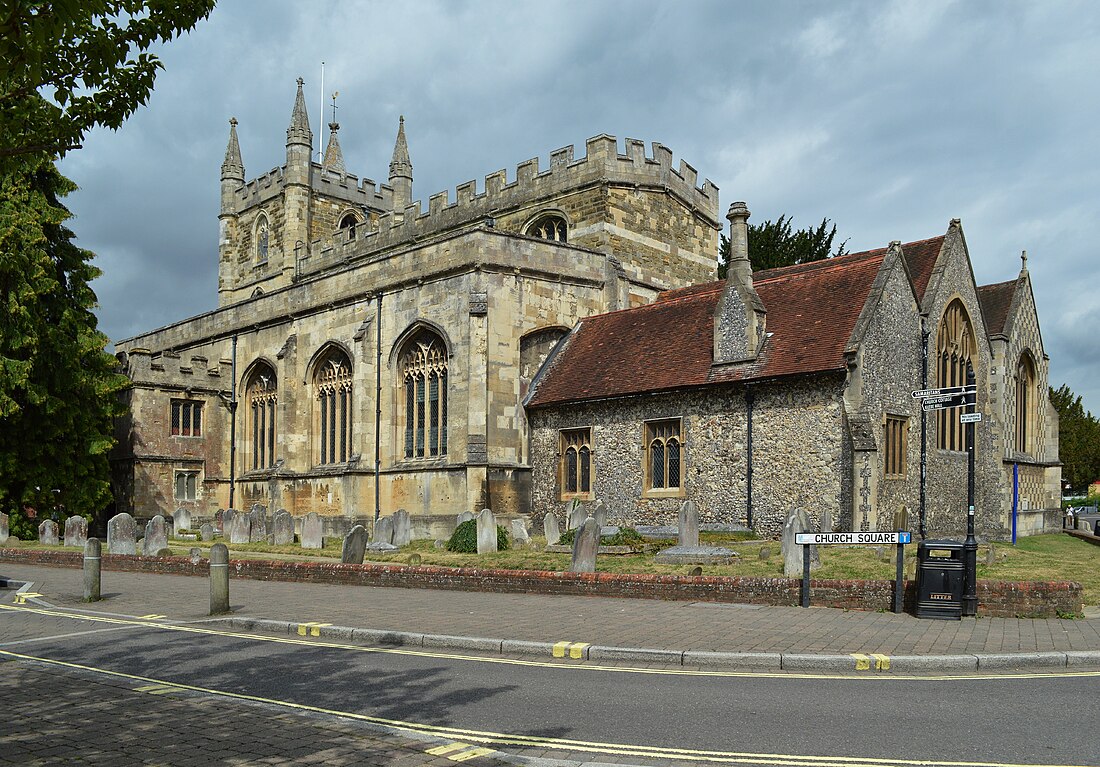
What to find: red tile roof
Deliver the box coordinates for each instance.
[977,279,1017,336]
[528,243,912,408]
[899,235,944,301]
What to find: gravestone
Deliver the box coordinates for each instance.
[392,509,412,547]
[892,506,910,532]
[408,553,422,565]
[819,508,833,535]
[214,509,225,532]
[678,501,699,548]
[0,511,8,544]
[64,516,88,548]
[476,508,497,554]
[985,544,997,566]
[143,515,169,556]
[341,525,368,564]
[543,512,561,546]
[38,519,59,546]
[222,508,236,535]
[189,547,203,564]
[226,510,251,545]
[510,518,530,545]
[759,546,771,561]
[173,507,192,533]
[456,511,475,526]
[593,500,607,530]
[373,516,394,545]
[300,512,323,549]
[271,510,294,545]
[107,513,137,555]
[781,508,820,577]
[248,506,268,543]
[570,518,599,573]
[200,523,215,542]
[567,500,586,530]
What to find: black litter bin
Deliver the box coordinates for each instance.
[1093,519,1100,537]
[915,539,964,620]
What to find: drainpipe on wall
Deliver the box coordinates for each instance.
[745,388,755,530]
[228,335,238,510]
[919,316,928,540]
[374,292,382,523]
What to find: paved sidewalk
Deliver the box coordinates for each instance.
[3,562,1100,670]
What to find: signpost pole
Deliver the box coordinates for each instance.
[894,541,905,614]
[801,541,811,608]
[962,365,978,617]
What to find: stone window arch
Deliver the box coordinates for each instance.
[644,419,683,493]
[313,346,353,465]
[1015,352,1037,454]
[245,362,277,471]
[935,299,976,451]
[338,211,360,241]
[560,428,592,499]
[399,330,448,459]
[255,213,270,262]
[525,212,568,243]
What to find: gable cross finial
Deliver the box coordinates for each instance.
[1021,249,1028,270]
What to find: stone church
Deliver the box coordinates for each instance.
[111,80,1061,539]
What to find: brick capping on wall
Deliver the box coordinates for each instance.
[0,548,1081,618]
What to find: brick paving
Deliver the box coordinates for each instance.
[4,562,1100,655]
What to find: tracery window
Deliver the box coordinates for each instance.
[644,419,682,493]
[935,300,976,451]
[314,348,352,465]
[1015,354,1036,454]
[255,214,269,262]
[246,363,277,471]
[401,332,448,459]
[526,213,567,243]
[560,428,592,499]
[339,212,358,241]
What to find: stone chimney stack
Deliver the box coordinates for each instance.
[713,201,766,364]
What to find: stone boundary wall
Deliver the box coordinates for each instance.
[0,548,1081,618]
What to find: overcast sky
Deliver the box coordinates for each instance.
[59,0,1100,412]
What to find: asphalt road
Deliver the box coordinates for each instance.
[1,603,1097,767]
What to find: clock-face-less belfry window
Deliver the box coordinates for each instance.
[315,347,352,465]
[935,299,976,452]
[246,363,277,470]
[255,213,269,261]
[525,213,567,243]
[401,331,448,459]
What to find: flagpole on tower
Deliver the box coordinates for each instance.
[318,61,325,161]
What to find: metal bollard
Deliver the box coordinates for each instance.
[83,538,101,602]
[209,543,229,615]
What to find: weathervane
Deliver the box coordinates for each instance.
[330,91,339,124]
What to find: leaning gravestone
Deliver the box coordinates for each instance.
[678,500,699,548]
[373,516,394,545]
[593,500,607,530]
[543,512,561,546]
[173,507,192,533]
[199,523,215,542]
[300,512,323,549]
[341,525,368,564]
[510,518,530,545]
[819,508,833,535]
[143,515,169,556]
[892,506,910,533]
[226,510,251,545]
[392,509,412,547]
[221,508,236,535]
[456,510,475,526]
[64,516,88,548]
[0,511,8,544]
[271,510,294,545]
[107,513,138,555]
[567,500,586,530]
[214,509,225,532]
[476,508,497,554]
[781,508,820,577]
[38,519,59,546]
[248,506,268,542]
[570,518,599,573]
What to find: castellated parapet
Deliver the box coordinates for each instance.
[230,164,395,213]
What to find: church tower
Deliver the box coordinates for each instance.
[219,117,244,276]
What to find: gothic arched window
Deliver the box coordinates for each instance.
[339,212,358,241]
[645,419,682,492]
[255,213,270,262]
[935,299,976,451]
[400,331,448,459]
[314,347,352,465]
[1015,353,1037,454]
[526,213,567,243]
[560,428,592,499]
[246,363,277,471]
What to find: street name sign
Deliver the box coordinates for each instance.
[912,385,976,399]
[960,412,982,423]
[795,531,911,545]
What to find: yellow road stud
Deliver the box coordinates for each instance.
[296,622,331,636]
[851,653,871,670]
[552,641,588,659]
[872,653,891,670]
[14,592,41,604]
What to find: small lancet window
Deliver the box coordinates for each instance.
[256,214,270,262]
[526,214,567,243]
[339,213,358,241]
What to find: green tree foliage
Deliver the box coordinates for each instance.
[718,215,848,278]
[1049,383,1100,492]
[0,157,129,536]
[0,0,216,171]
